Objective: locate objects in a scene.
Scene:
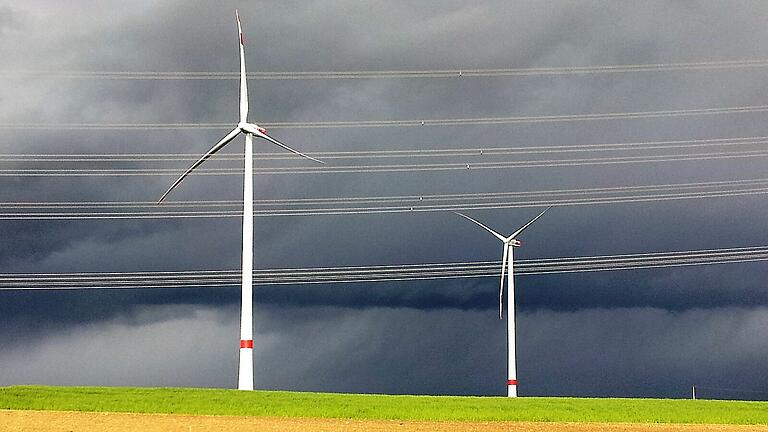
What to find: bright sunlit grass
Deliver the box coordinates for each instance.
[1,386,767,424]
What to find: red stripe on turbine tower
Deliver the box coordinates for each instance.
[507,379,518,385]
[240,340,253,349]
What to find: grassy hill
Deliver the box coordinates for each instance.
[1,386,767,424]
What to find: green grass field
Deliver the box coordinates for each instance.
[1,386,767,424]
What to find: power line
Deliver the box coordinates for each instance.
[2,184,768,219]
[2,104,768,131]
[3,136,768,162]
[3,177,768,208]
[4,149,768,177]
[3,245,764,276]
[5,59,768,80]
[0,245,766,289]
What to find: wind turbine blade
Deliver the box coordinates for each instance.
[236,10,248,123]
[508,205,553,240]
[499,243,508,319]
[452,211,506,242]
[256,132,325,164]
[157,127,241,203]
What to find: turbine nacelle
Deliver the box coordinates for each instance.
[238,122,268,136]
[507,239,522,248]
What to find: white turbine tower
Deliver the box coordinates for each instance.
[158,10,323,391]
[454,207,551,397]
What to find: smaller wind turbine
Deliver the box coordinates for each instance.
[454,206,551,397]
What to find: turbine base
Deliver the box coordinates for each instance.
[507,379,518,397]
[238,347,254,391]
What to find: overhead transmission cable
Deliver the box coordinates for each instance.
[3,135,768,162]
[1,177,767,208]
[3,176,768,208]
[2,104,768,130]
[1,190,767,219]
[3,149,768,177]
[5,59,768,80]
[1,245,766,290]
[2,177,768,219]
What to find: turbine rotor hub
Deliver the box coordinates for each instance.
[238,122,268,135]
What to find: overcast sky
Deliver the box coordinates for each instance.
[1,0,768,399]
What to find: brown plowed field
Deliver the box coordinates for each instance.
[2,410,768,432]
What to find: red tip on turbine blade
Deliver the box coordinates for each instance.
[240,32,245,46]
[240,339,253,349]
[236,10,240,22]
[507,379,518,385]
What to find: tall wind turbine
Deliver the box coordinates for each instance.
[454,207,551,397]
[158,10,323,391]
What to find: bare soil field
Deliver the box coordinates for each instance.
[2,410,768,432]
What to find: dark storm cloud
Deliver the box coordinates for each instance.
[0,306,239,388]
[2,0,768,396]
[2,304,767,399]
[521,306,768,399]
